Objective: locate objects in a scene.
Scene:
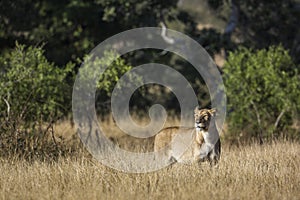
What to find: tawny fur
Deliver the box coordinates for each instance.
[154,107,220,165]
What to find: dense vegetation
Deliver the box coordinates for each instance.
[0,0,299,157]
[0,2,299,199]
[224,46,299,142]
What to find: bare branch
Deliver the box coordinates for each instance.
[274,110,285,130]
[51,123,59,149]
[160,22,175,44]
[250,100,263,144]
[3,98,10,119]
[224,0,239,36]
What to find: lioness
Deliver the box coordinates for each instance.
[154,107,221,166]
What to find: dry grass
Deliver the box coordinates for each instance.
[1,141,299,200]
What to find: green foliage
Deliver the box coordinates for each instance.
[223,45,300,141]
[238,0,299,52]
[0,43,75,157]
[207,0,224,10]
[99,0,178,26]
[75,50,142,114]
[206,0,300,63]
[94,51,138,95]
[0,0,189,65]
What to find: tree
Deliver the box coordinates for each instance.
[0,0,193,65]
[77,51,142,114]
[206,0,300,63]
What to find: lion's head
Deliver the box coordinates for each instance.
[194,107,216,131]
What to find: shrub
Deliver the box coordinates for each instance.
[223,45,300,142]
[0,43,75,158]
[76,51,142,114]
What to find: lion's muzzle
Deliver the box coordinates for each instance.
[195,122,206,131]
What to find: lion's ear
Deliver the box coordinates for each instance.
[194,106,200,112]
[209,108,217,116]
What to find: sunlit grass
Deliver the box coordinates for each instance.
[1,141,299,200]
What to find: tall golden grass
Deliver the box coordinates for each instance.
[1,143,299,199]
[1,119,300,200]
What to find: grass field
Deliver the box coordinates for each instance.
[1,141,299,200]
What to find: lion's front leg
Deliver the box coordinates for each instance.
[199,143,213,160]
[207,139,221,166]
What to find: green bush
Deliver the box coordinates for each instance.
[223,45,300,142]
[0,43,75,158]
[77,50,142,114]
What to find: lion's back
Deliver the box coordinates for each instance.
[154,126,180,151]
[154,126,195,152]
